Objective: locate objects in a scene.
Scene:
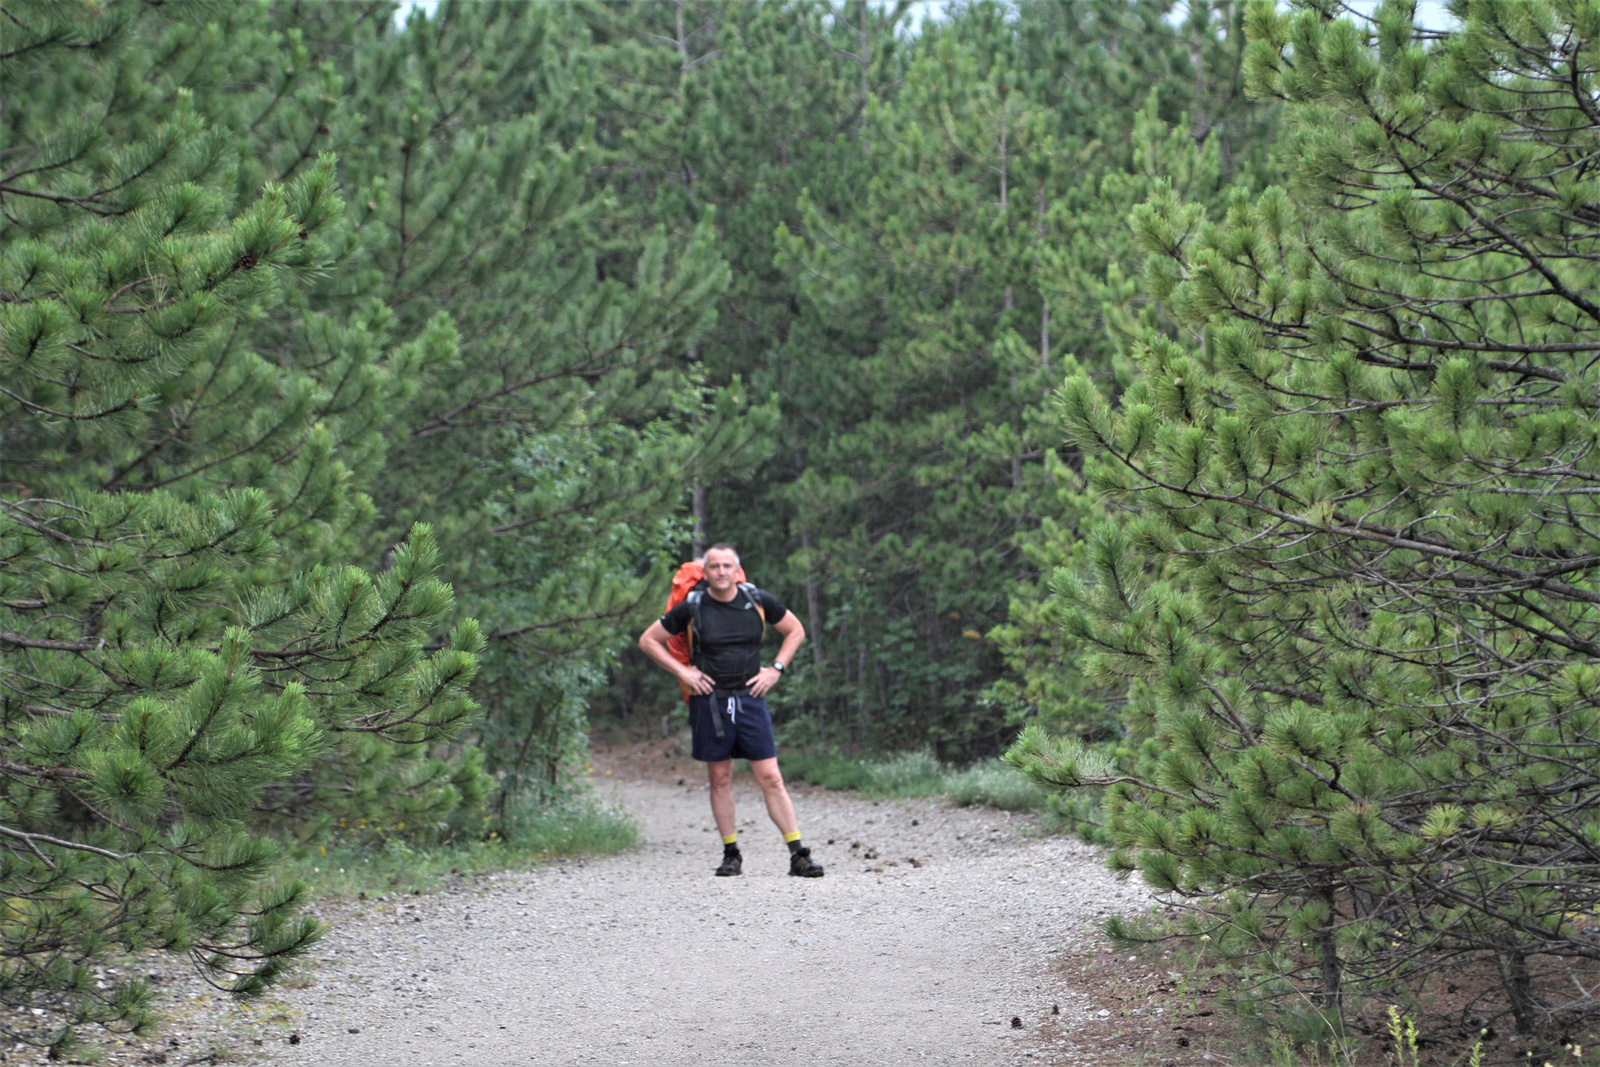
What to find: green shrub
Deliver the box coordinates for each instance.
[783,750,945,796]
[501,793,640,854]
[783,749,1051,811]
[945,759,1046,811]
[863,750,946,795]
[277,792,638,899]
[781,752,876,791]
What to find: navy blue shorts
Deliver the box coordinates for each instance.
[689,693,777,763]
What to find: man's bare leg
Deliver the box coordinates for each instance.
[749,758,799,837]
[707,760,737,838]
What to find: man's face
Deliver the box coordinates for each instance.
[703,549,739,591]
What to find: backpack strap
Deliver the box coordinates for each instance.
[739,584,766,687]
[738,583,766,629]
[688,585,765,660]
[686,590,705,670]
[684,589,724,738]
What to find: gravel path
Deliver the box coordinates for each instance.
[33,750,1164,1066]
[264,760,1150,1066]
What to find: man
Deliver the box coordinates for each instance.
[638,543,823,878]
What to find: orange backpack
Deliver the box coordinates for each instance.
[662,559,764,702]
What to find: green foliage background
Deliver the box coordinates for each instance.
[590,0,1277,760]
[9,0,1593,1059]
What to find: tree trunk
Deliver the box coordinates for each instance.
[692,482,708,559]
[689,335,706,557]
[997,92,1008,210]
[674,0,690,70]
[1502,949,1541,1035]
[802,529,825,667]
[859,2,870,153]
[1315,894,1344,1032]
[857,646,869,743]
[1038,183,1049,368]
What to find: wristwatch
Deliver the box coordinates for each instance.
[772,661,786,672]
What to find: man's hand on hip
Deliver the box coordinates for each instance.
[746,666,782,697]
[680,666,715,695]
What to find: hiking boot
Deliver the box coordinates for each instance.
[788,846,824,878]
[715,849,742,877]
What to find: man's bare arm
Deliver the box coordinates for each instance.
[748,612,804,697]
[639,620,714,695]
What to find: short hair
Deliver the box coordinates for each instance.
[705,542,740,563]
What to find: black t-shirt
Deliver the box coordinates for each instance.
[660,587,789,690]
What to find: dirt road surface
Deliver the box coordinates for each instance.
[258,748,1153,1066]
[39,746,1184,1066]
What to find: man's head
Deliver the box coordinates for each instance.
[703,543,740,594]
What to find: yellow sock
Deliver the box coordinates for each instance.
[782,831,801,843]
[722,833,738,845]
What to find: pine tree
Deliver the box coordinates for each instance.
[754,0,1274,755]
[574,0,902,721]
[228,1,777,800]
[990,91,1261,743]
[0,1,477,1051]
[1011,0,1600,1044]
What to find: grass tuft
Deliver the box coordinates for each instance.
[945,758,1048,811]
[781,750,1046,810]
[274,792,638,898]
[778,752,876,792]
[865,750,946,794]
